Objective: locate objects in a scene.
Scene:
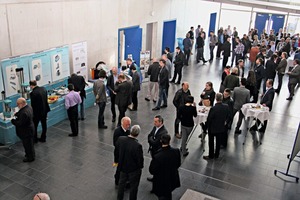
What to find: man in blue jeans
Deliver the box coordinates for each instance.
[152,59,169,110]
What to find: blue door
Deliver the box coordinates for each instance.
[124,27,142,66]
[162,20,176,54]
[255,13,269,36]
[209,13,217,34]
[271,14,285,34]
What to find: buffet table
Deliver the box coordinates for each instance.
[0,85,95,145]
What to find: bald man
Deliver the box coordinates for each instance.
[11,98,35,162]
[107,66,118,122]
[33,193,50,200]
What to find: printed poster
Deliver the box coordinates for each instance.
[72,41,88,80]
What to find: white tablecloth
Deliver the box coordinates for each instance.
[241,103,270,122]
[193,106,210,124]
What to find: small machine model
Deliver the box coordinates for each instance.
[15,68,30,99]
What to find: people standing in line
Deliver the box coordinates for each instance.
[162,54,172,79]
[115,74,133,126]
[275,52,288,94]
[113,117,131,186]
[222,37,231,68]
[203,93,230,160]
[93,69,108,129]
[178,95,197,156]
[149,134,181,200]
[199,82,216,140]
[286,59,300,101]
[232,78,250,134]
[116,125,144,200]
[250,79,275,133]
[253,58,265,103]
[222,89,234,147]
[68,73,87,120]
[196,32,207,64]
[107,66,118,122]
[216,27,225,59]
[11,98,35,162]
[209,31,218,62]
[145,58,160,103]
[153,59,169,110]
[173,82,191,139]
[64,84,82,137]
[170,47,185,84]
[223,67,240,91]
[183,33,192,66]
[130,66,140,111]
[29,80,50,143]
[147,115,168,182]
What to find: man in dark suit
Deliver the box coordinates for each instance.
[147,115,168,182]
[115,74,133,126]
[203,93,230,160]
[275,52,287,93]
[11,98,35,162]
[250,79,275,133]
[222,37,231,68]
[149,134,181,200]
[68,73,87,120]
[130,66,141,111]
[29,80,50,143]
[116,125,144,200]
[106,67,118,122]
[153,59,169,110]
[113,116,131,185]
[253,58,265,103]
[170,47,184,84]
[286,59,300,100]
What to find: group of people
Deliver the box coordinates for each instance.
[113,116,181,200]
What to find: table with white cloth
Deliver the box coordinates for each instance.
[240,103,270,144]
[186,106,210,146]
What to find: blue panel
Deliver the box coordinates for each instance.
[124,27,142,67]
[255,13,269,36]
[209,13,217,33]
[162,20,176,53]
[271,14,285,34]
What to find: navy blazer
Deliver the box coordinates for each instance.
[261,87,275,111]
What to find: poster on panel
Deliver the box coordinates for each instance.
[290,123,300,160]
[28,52,52,86]
[72,41,88,80]
[1,56,29,97]
[50,46,70,82]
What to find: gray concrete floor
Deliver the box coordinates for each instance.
[0,55,300,200]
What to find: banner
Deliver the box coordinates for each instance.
[49,46,70,82]
[1,56,30,97]
[72,41,88,80]
[28,51,52,86]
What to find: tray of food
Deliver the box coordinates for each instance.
[48,95,59,104]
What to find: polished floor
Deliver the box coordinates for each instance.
[0,54,300,200]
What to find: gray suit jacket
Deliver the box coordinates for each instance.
[93,79,107,103]
[232,86,250,110]
[288,65,300,84]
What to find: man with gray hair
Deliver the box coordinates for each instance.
[33,193,50,200]
[203,93,230,160]
[116,125,144,200]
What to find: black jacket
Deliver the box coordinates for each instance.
[200,89,216,106]
[196,36,204,48]
[158,67,169,89]
[30,86,50,118]
[148,125,168,155]
[115,80,132,107]
[147,62,160,82]
[207,102,230,134]
[113,126,130,162]
[265,60,277,79]
[116,136,144,173]
[173,88,191,109]
[149,146,181,197]
[11,105,35,139]
[254,64,265,82]
[132,71,141,92]
[222,41,231,57]
[68,75,86,98]
[173,51,185,67]
[107,74,117,96]
[261,87,275,111]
